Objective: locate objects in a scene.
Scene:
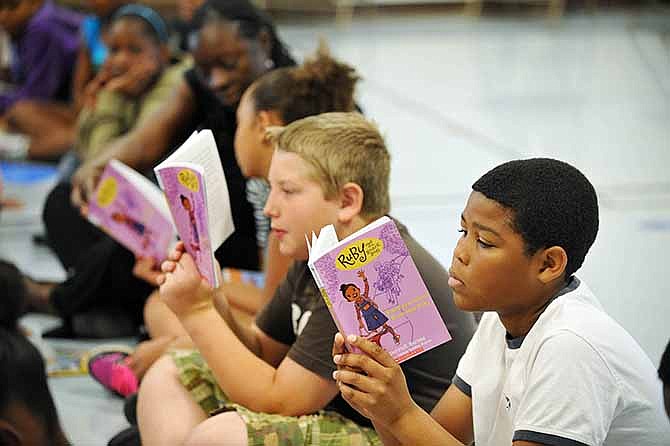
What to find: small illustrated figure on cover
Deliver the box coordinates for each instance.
[340,269,401,346]
[111,211,152,250]
[179,194,201,257]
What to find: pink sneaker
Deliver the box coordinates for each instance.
[87,348,138,397]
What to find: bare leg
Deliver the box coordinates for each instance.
[137,355,207,446]
[384,324,401,344]
[184,411,248,446]
[4,100,77,160]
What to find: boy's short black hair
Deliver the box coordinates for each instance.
[472,158,598,278]
[0,327,62,441]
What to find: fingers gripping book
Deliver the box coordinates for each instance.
[307,216,451,363]
[88,159,176,263]
[154,130,234,287]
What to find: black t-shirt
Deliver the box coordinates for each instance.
[181,69,259,270]
[256,219,476,426]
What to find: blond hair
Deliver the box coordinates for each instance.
[268,112,390,219]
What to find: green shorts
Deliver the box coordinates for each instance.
[172,350,381,446]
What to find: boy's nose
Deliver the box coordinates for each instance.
[453,237,469,266]
[263,192,277,218]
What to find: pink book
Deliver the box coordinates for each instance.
[154,130,234,287]
[88,159,176,263]
[307,216,451,363]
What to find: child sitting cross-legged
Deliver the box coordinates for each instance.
[136,112,476,445]
[333,158,670,445]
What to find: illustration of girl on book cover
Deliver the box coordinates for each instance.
[179,194,201,259]
[111,211,152,250]
[340,269,401,346]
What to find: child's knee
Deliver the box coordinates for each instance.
[184,412,248,446]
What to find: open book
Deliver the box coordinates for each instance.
[88,159,176,262]
[307,216,451,363]
[154,130,234,287]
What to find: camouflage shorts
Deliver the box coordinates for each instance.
[172,350,381,446]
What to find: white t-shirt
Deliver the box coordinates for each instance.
[454,277,669,446]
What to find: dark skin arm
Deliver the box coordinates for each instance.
[71,79,195,207]
[71,45,93,111]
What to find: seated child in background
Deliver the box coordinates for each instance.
[90,44,364,398]
[0,260,69,446]
[333,158,670,445]
[74,3,188,163]
[0,0,83,160]
[136,112,476,445]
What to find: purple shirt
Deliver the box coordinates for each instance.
[0,1,83,112]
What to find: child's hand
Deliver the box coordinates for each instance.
[357,270,365,279]
[105,58,160,97]
[81,63,115,108]
[157,241,215,320]
[132,256,161,285]
[333,334,415,428]
[71,159,106,207]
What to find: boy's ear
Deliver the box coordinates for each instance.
[0,420,21,446]
[337,182,364,224]
[537,246,568,284]
[258,110,283,131]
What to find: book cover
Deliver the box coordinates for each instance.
[88,160,175,262]
[309,217,451,363]
[155,164,218,287]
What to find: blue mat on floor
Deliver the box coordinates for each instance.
[0,161,58,183]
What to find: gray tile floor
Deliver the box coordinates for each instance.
[1,5,669,444]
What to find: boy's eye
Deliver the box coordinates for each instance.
[477,238,494,248]
[457,229,467,237]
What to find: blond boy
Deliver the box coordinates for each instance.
[137,113,475,445]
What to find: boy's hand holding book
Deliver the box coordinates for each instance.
[132,256,162,286]
[333,333,418,430]
[158,241,218,321]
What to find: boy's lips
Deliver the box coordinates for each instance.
[448,269,464,288]
[272,227,287,239]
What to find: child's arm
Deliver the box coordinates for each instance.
[158,243,340,415]
[358,270,370,298]
[333,334,472,445]
[72,45,93,111]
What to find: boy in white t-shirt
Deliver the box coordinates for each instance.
[333,158,670,445]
